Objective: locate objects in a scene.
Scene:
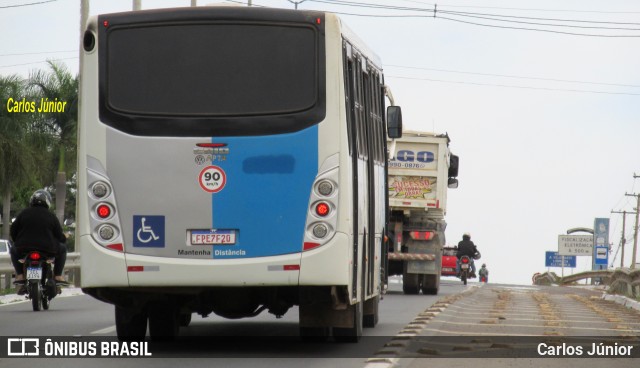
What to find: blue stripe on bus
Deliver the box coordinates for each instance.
[210,125,318,259]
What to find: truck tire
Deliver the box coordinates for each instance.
[420,274,439,295]
[402,271,420,295]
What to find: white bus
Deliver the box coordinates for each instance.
[78,5,402,342]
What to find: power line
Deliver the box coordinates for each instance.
[309,0,640,36]
[0,0,57,9]
[437,15,640,38]
[396,0,640,14]
[438,11,640,30]
[386,65,640,88]
[0,50,77,57]
[0,56,78,69]
[386,75,640,96]
[440,9,640,26]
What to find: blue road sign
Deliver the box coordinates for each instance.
[545,251,576,268]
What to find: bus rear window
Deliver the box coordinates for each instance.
[107,24,316,115]
[98,10,325,137]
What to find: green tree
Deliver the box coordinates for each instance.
[29,61,78,223]
[0,75,50,239]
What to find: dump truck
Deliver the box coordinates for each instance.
[386,131,459,295]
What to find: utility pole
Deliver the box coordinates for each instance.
[612,210,637,267]
[133,0,141,11]
[626,184,640,269]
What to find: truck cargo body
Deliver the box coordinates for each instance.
[386,131,459,295]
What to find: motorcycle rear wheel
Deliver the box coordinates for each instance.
[30,282,42,311]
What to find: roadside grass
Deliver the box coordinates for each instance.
[0,287,17,296]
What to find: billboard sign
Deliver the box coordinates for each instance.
[558,235,593,256]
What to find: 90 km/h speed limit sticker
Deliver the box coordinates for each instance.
[198,165,226,193]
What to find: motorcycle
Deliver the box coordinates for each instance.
[459,255,473,285]
[480,275,488,283]
[19,251,59,311]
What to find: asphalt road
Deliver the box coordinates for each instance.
[0,277,468,368]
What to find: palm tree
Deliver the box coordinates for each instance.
[29,61,79,223]
[0,75,45,239]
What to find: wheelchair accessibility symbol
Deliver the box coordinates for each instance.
[133,215,165,248]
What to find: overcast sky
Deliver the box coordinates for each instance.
[2,0,640,285]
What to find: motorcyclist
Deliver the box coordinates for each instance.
[10,190,68,294]
[456,232,478,278]
[479,264,489,283]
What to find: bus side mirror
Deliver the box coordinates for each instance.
[387,106,402,139]
[448,154,459,178]
[448,178,459,189]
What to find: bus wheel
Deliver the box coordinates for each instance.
[148,306,179,341]
[333,301,363,343]
[363,295,379,328]
[115,306,147,342]
[179,312,192,327]
[300,327,330,342]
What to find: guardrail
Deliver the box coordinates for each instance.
[533,268,640,300]
[0,252,81,290]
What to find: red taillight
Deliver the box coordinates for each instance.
[97,204,111,219]
[29,252,41,260]
[315,202,330,217]
[461,257,469,264]
[409,231,435,241]
[103,20,109,27]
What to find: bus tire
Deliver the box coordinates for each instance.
[148,306,179,341]
[363,295,379,328]
[333,301,363,343]
[179,312,192,327]
[115,306,147,342]
[300,326,330,342]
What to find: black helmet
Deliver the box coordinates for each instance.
[30,190,52,208]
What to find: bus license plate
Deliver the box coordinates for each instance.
[27,267,42,280]
[190,230,236,245]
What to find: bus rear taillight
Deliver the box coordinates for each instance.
[303,160,339,251]
[96,204,112,219]
[315,202,330,217]
[88,166,124,252]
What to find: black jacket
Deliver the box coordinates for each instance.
[456,237,477,259]
[10,206,66,254]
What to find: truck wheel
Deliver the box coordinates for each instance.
[115,306,147,341]
[402,271,420,295]
[333,301,363,343]
[420,274,439,295]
